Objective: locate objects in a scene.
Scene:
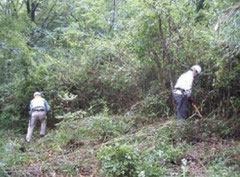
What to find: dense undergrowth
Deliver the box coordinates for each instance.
[1,112,240,177]
[1,0,240,176]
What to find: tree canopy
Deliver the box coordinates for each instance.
[0,0,240,176]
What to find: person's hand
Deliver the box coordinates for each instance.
[188,97,194,104]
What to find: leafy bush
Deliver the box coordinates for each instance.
[0,131,30,173]
[138,150,169,177]
[0,104,22,129]
[175,115,240,142]
[206,143,240,176]
[97,144,140,177]
[87,115,129,141]
[53,110,87,145]
[53,112,132,147]
[140,92,170,119]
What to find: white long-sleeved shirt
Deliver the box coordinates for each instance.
[173,70,194,97]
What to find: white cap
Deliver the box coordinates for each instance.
[33,92,41,97]
[191,65,201,74]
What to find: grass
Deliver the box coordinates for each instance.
[0,115,240,176]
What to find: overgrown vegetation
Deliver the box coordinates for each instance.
[1,115,240,176]
[0,0,239,176]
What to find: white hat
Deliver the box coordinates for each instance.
[191,65,201,74]
[33,92,41,97]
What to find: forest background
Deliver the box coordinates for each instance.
[0,0,240,176]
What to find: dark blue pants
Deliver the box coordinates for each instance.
[173,93,188,120]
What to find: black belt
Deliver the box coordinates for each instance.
[32,108,45,112]
[175,87,185,94]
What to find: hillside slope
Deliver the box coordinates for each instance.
[1,115,240,176]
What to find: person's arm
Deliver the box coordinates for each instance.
[44,99,51,112]
[29,101,33,116]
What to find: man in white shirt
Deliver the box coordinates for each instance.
[173,65,201,123]
[26,92,50,142]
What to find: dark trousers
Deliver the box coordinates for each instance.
[173,93,188,120]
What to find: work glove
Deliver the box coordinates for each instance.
[188,97,194,104]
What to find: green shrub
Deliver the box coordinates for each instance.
[0,104,23,129]
[177,116,240,142]
[97,144,140,177]
[0,134,30,170]
[140,92,170,119]
[138,150,169,177]
[87,115,130,140]
[53,110,87,145]
[207,160,240,177]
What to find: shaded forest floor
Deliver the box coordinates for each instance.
[1,115,240,177]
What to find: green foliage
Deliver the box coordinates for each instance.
[0,0,237,131]
[96,120,191,177]
[175,115,240,143]
[140,91,170,119]
[97,144,140,177]
[54,112,133,148]
[56,110,86,121]
[53,110,88,145]
[0,131,29,173]
[1,1,240,176]
[87,114,129,140]
[203,141,240,176]
[0,1,31,83]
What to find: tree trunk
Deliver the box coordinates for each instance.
[157,14,174,91]
[109,0,116,33]
[26,0,39,22]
